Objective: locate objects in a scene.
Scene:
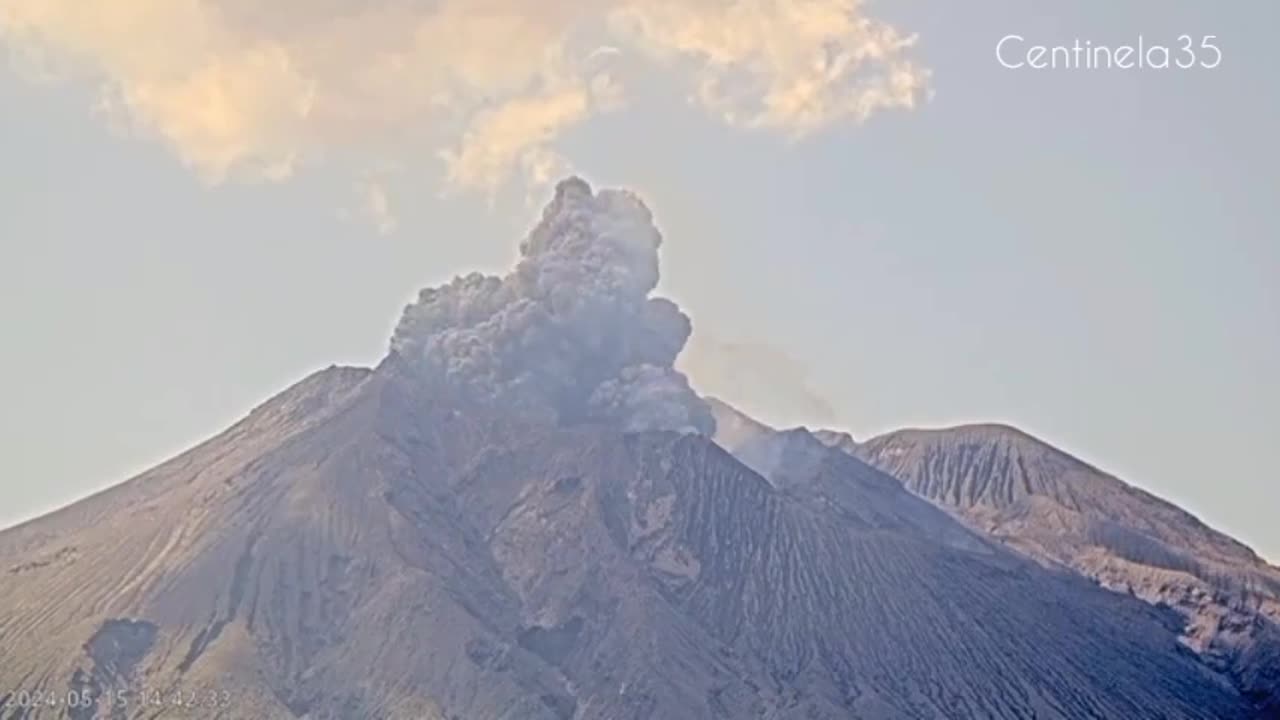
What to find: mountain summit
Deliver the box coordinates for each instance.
[0,180,1272,719]
[825,423,1280,714]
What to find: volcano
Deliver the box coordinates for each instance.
[0,180,1271,719]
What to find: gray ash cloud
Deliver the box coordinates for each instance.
[389,177,713,434]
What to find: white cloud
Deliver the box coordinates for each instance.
[615,0,928,134]
[679,334,840,429]
[0,0,928,193]
[440,84,592,195]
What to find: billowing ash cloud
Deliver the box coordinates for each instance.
[390,177,714,435]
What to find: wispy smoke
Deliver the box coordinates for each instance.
[390,177,714,434]
[1,0,928,194]
[679,336,839,428]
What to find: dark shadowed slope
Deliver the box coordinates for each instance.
[820,423,1280,714]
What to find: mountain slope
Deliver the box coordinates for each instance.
[0,367,1258,719]
[822,423,1280,713]
[0,178,1269,719]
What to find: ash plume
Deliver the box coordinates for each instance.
[389,177,713,434]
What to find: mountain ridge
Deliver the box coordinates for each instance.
[1,178,1274,718]
[814,419,1280,714]
[2,365,1260,719]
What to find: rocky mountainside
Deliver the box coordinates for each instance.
[0,365,1260,720]
[0,179,1272,719]
[816,423,1280,714]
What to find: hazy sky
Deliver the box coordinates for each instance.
[2,2,1277,560]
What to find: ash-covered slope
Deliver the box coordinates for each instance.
[1,369,1253,719]
[826,423,1280,713]
[0,179,1262,719]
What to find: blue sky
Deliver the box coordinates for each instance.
[2,1,1277,560]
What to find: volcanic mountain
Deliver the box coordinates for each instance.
[0,179,1271,719]
[814,423,1280,714]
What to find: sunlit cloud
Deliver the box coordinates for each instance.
[0,0,929,194]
